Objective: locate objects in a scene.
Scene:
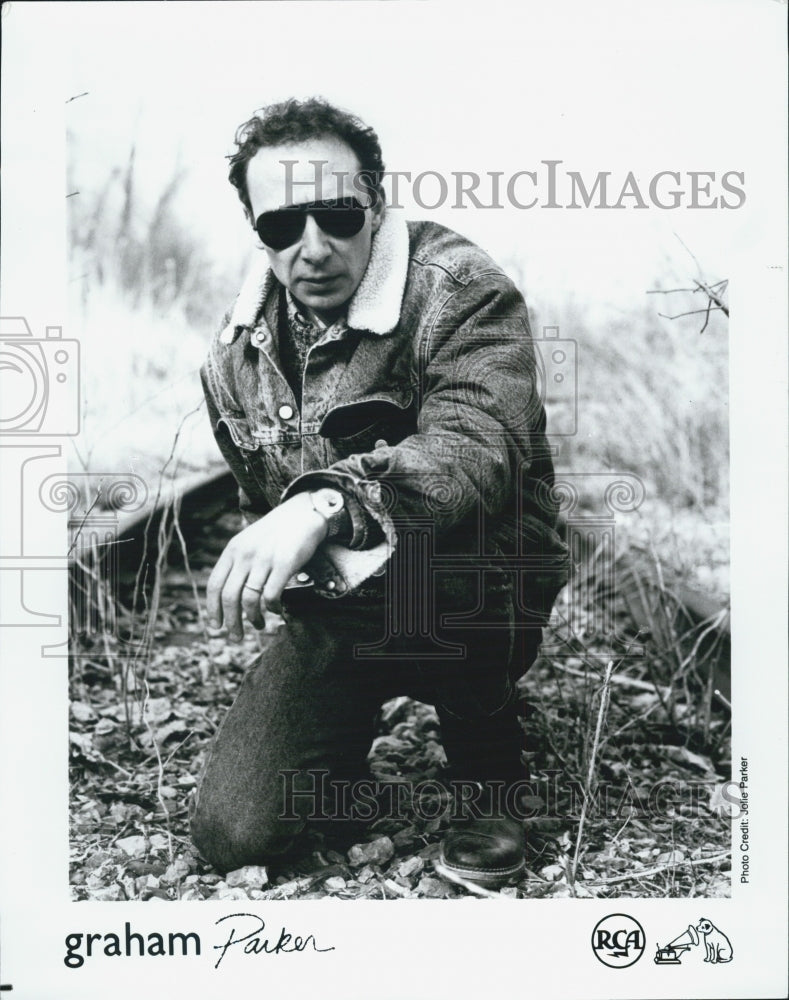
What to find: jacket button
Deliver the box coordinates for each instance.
[278,404,295,421]
[325,580,336,591]
[375,438,388,449]
[296,571,311,584]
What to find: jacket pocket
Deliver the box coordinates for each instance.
[218,414,259,451]
[319,389,416,460]
[217,414,297,501]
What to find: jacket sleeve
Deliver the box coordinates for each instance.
[200,336,272,524]
[283,273,543,556]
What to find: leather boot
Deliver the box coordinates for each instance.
[433,696,531,887]
[435,779,526,887]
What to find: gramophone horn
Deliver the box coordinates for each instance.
[668,925,699,948]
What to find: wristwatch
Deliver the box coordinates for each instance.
[308,487,346,540]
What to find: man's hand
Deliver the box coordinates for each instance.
[206,492,328,641]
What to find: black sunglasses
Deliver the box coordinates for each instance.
[254,197,370,251]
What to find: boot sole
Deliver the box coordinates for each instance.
[434,853,525,888]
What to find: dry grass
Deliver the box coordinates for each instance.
[67,280,222,485]
[67,147,246,496]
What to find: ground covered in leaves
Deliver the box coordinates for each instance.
[70,553,732,903]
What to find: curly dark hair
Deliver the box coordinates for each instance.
[227,97,386,220]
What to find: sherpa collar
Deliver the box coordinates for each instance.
[219,208,410,345]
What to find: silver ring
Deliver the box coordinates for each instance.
[243,584,263,594]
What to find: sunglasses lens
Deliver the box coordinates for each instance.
[255,210,305,251]
[254,199,368,250]
[314,201,367,238]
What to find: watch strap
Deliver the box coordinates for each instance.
[309,487,348,541]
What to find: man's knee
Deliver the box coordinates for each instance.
[189,791,301,873]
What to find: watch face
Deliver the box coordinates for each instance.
[309,489,345,540]
[314,488,344,516]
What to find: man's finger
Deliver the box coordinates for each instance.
[222,568,251,642]
[262,559,299,617]
[206,547,234,628]
[241,572,269,631]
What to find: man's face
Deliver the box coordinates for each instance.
[246,137,384,324]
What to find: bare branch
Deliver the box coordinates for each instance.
[658,307,725,322]
[588,851,732,887]
[699,297,714,334]
[673,232,704,277]
[649,237,729,332]
[68,483,105,556]
[694,279,729,317]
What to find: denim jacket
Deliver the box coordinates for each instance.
[201,211,568,619]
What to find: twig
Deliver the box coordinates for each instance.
[694,278,729,318]
[588,851,731,886]
[161,730,196,770]
[570,660,614,884]
[525,701,584,783]
[610,812,632,845]
[77,745,133,778]
[171,497,211,644]
[608,698,661,743]
[708,716,732,755]
[68,484,105,556]
[674,232,704,277]
[552,661,670,697]
[657,305,724,323]
[648,234,729,332]
[141,670,174,864]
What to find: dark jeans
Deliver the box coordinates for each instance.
[190,576,542,872]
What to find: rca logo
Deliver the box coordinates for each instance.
[591,913,646,968]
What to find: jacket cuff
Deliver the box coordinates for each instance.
[281,471,396,594]
[297,541,391,599]
[336,489,384,549]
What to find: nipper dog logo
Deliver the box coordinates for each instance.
[654,917,733,965]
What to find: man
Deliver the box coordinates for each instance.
[191,98,567,886]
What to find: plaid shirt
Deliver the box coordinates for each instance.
[277,291,380,548]
[278,291,344,408]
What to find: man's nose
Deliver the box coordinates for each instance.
[299,215,331,263]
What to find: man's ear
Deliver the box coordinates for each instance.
[370,187,386,235]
